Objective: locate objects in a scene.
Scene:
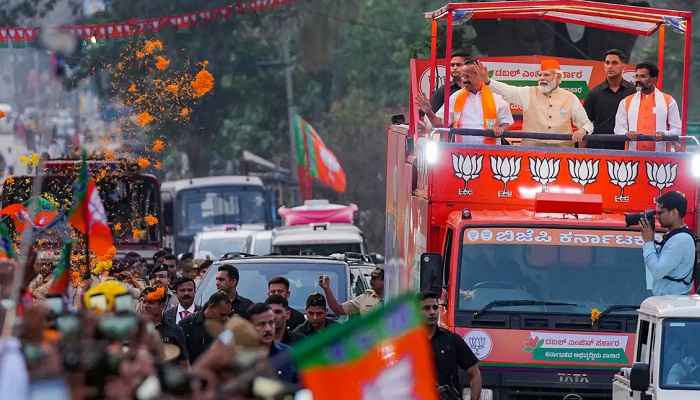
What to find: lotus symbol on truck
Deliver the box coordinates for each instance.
[529,158,560,192]
[567,159,599,191]
[452,154,483,195]
[646,162,677,195]
[490,156,521,197]
[607,160,639,202]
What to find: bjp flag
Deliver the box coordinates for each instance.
[290,294,438,400]
[292,114,347,193]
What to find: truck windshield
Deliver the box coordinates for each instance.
[458,227,651,315]
[177,187,266,234]
[660,319,700,390]
[196,262,348,311]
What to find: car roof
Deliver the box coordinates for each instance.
[272,232,362,245]
[161,175,264,193]
[639,295,700,319]
[213,255,348,266]
[272,224,363,245]
[274,223,361,233]
[194,230,255,240]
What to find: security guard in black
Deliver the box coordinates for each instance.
[421,292,482,400]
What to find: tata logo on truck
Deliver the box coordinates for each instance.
[464,330,493,360]
[558,373,590,384]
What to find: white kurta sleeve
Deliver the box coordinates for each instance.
[488,80,530,110]
[666,98,682,135]
[614,100,629,135]
[495,95,514,127]
[571,96,594,133]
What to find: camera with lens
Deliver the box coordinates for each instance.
[625,210,656,227]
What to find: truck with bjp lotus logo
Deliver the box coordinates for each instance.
[386,1,696,399]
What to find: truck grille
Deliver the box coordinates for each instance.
[500,388,610,400]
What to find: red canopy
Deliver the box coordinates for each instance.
[425,0,691,36]
[423,0,693,133]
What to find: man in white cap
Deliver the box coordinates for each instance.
[478,58,593,147]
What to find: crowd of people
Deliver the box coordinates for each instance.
[3,247,467,400]
[417,49,680,150]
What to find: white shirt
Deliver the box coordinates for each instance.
[435,88,514,144]
[175,303,196,324]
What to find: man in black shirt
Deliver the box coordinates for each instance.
[291,293,337,341]
[179,290,232,363]
[421,291,481,400]
[265,294,298,346]
[268,276,306,330]
[428,50,471,113]
[139,286,189,366]
[584,49,636,150]
[216,264,253,318]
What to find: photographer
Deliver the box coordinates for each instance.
[640,191,696,296]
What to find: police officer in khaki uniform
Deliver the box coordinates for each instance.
[319,266,383,316]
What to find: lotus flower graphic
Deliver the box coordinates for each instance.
[529,158,560,192]
[490,156,521,197]
[646,162,677,195]
[607,160,639,202]
[452,154,483,195]
[567,159,599,190]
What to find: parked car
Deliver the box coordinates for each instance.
[194,256,351,313]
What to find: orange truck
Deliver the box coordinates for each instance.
[386,1,696,398]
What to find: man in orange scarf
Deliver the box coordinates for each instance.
[417,60,513,144]
[614,62,681,152]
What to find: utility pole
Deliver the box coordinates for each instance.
[282,19,299,205]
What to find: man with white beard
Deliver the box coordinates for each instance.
[477,58,593,147]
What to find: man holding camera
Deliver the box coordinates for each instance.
[639,191,696,296]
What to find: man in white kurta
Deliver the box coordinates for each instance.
[477,58,593,147]
[614,62,681,152]
[417,64,513,144]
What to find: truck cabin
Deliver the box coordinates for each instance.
[160,176,277,255]
[613,296,700,399]
[0,159,161,257]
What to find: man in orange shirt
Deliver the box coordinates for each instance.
[614,62,681,151]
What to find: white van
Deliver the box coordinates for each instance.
[612,295,700,400]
